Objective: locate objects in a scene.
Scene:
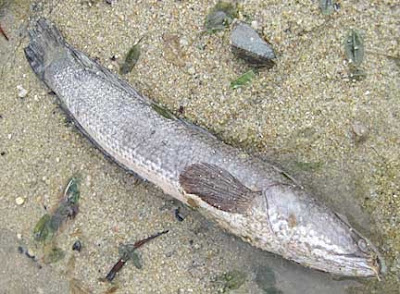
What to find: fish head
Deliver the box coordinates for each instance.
[261,184,385,277]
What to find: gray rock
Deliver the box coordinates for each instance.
[231,22,276,68]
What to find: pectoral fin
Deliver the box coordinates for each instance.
[179,163,259,213]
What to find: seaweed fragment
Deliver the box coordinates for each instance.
[34,176,80,242]
[104,230,169,282]
[344,30,366,81]
[0,23,9,41]
[32,176,80,264]
[120,38,143,75]
[230,70,256,89]
[33,214,52,242]
[345,30,364,66]
[205,1,238,33]
[319,0,336,15]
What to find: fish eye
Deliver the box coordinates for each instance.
[358,239,369,253]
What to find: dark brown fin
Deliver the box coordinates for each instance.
[179,163,259,213]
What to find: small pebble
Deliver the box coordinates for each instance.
[72,240,82,252]
[193,243,201,250]
[17,85,28,98]
[231,22,276,68]
[15,197,25,205]
[179,37,189,47]
[251,20,259,30]
[26,247,36,259]
[174,208,185,222]
[17,233,22,240]
[105,0,117,5]
[352,121,368,142]
[187,66,196,75]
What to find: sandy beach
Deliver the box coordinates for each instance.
[0,0,399,293]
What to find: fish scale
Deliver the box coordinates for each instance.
[24,18,384,277]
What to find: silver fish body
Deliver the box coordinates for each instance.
[25,18,384,277]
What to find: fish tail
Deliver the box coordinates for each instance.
[24,18,65,79]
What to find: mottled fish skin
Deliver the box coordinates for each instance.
[25,18,385,277]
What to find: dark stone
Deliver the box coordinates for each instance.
[231,23,276,68]
[72,240,82,252]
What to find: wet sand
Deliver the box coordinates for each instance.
[0,0,399,293]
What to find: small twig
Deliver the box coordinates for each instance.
[106,258,127,282]
[0,23,9,41]
[131,230,169,249]
[104,230,169,282]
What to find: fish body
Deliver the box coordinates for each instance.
[25,18,384,277]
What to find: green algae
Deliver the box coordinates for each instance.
[33,214,52,242]
[344,30,366,81]
[33,176,80,264]
[345,30,364,67]
[33,176,80,243]
[230,70,256,89]
[120,40,142,75]
[319,0,336,15]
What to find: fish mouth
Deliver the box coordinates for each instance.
[355,237,386,278]
[335,213,386,278]
[334,249,385,278]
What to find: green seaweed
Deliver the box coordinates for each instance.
[151,103,175,120]
[345,30,364,66]
[130,251,142,269]
[319,0,335,15]
[119,244,143,269]
[33,176,80,243]
[65,176,80,204]
[205,1,238,33]
[230,70,256,89]
[33,214,51,242]
[120,41,141,75]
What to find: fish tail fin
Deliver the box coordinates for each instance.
[24,18,65,78]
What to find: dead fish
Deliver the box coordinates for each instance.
[24,18,385,277]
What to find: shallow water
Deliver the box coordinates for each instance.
[0,0,399,293]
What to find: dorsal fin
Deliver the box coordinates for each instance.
[179,163,259,213]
